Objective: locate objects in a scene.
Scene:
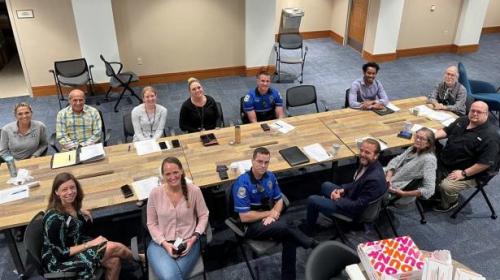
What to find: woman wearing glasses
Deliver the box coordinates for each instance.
[131,86,167,142]
[385,127,437,205]
[0,102,48,160]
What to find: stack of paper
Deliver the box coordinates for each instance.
[421,259,453,280]
[411,105,456,125]
[79,143,105,162]
[134,139,161,155]
[303,143,331,162]
[131,176,160,200]
[270,120,295,134]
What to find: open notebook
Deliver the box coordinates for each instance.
[51,143,105,169]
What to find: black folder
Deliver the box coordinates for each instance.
[373,106,395,116]
[279,146,310,166]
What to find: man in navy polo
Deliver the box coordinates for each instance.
[243,71,285,122]
[232,147,316,280]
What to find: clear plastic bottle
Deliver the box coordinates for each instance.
[3,155,18,178]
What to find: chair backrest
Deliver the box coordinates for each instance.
[100,55,120,78]
[278,33,303,49]
[344,88,350,108]
[23,211,46,276]
[305,240,360,280]
[215,101,225,127]
[54,58,89,78]
[286,85,319,114]
[239,96,250,124]
[96,108,107,145]
[123,112,134,142]
[358,190,387,223]
[458,62,472,96]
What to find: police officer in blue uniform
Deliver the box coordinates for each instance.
[243,71,285,123]
[232,147,317,280]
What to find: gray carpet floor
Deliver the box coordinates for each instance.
[1,33,499,279]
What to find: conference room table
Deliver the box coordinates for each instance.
[0,96,450,274]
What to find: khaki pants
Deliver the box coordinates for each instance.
[439,178,477,208]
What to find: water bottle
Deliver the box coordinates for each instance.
[235,125,241,144]
[3,155,18,178]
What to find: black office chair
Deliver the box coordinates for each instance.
[49,58,95,109]
[23,211,104,280]
[123,112,135,143]
[239,96,251,124]
[324,190,397,244]
[100,55,142,112]
[305,240,360,280]
[285,85,328,116]
[344,89,350,108]
[224,186,289,280]
[450,128,500,220]
[139,201,210,280]
[384,179,428,225]
[49,108,112,152]
[215,101,226,128]
[274,33,308,83]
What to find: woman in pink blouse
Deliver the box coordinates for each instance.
[146,157,209,280]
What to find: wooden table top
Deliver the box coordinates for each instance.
[176,115,355,187]
[0,143,189,230]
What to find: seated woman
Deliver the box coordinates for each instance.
[131,86,167,142]
[42,172,141,280]
[147,157,209,279]
[385,127,437,205]
[0,103,48,160]
[179,77,221,133]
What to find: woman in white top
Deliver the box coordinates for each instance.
[131,86,167,142]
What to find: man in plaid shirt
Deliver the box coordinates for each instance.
[56,89,102,150]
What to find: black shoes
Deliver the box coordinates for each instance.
[432,201,459,213]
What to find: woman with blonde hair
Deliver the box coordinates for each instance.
[131,86,167,141]
[179,77,221,133]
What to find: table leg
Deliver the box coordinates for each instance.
[3,228,24,275]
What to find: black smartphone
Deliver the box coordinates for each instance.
[159,141,168,150]
[261,123,270,131]
[175,242,187,254]
[120,184,133,198]
[397,131,413,139]
[172,139,180,148]
[218,170,229,180]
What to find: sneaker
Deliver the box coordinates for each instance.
[432,201,459,213]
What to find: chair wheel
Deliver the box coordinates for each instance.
[420,220,427,225]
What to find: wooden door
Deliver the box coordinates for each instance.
[347,0,369,53]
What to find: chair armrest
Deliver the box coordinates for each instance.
[225,217,245,237]
[470,79,497,93]
[319,99,329,111]
[331,212,353,223]
[44,271,77,278]
[49,132,60,153]
[104,129,112,145]
[109,61,124,74]
[130,236,140,260]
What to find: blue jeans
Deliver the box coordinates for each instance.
[147,240,201,280]
[306,181,349,227]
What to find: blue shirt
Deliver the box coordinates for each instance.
[243,88,283,121]
[349,78,389,108]
[233,170,282,213]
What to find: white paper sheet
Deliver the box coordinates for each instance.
[0,185,29,205]
[270,120,295,134]
[421,259,453,280]
[230,159,252,174]
[79,143,105,162]
[411,105,455,122]
[131,176,160,200]
[303,143,331,162]
[454,267,486,280]
[386,102,401,112]
[134,139,161,156]
[345,264,367,280]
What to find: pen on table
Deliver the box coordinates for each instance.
[128,145,131,152]
[275,122,282,128]
[378,138,388,145]
[68,154,71,161]
[11,189,27,195]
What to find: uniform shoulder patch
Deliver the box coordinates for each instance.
[244,94,251,102]
[237,186,247,198]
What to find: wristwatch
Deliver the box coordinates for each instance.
[461,170,467,178]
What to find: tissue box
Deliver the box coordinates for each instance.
[357,236,425,280]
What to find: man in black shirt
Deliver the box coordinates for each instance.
[433,101,499,212]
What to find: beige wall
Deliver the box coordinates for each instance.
[484,0,500,27]
[112,0,244,76]
[330,0,349,38]
[363,0,381,54]
[397,0,462,49]
[275,0,334,33]
[8,0,81,87]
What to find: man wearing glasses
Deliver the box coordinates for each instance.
[433,101,499,212]
[232,147,317,280]
[427,66,467,116]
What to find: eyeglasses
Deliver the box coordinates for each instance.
[470,109,487,115]
[415,135,428,142]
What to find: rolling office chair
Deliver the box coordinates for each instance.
[305,241,360,280]
[285,85,328,116]
[49,58,95,109]
[224,186,290,280]
[458,62,500,125]
[100,55,142,112]
[23,211,104,280]
[274,33,308,83]
[239,96,251,124]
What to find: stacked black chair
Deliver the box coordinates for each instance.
[50,58,95,109]
[305,240,360,280]
[285,85,328,116]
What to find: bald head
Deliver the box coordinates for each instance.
[443,66,459,86]
[468,101,489,126]
[68,89,85,113]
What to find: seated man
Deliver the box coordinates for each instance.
[56,89,102,150]
[243,71,285,122]
[427,66,467,116]
[232,147,316,280]
[349,62,389,110]
[305,138,386,232]
[433,101,499,212]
